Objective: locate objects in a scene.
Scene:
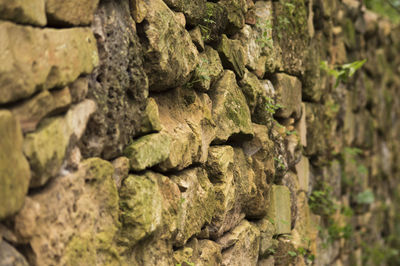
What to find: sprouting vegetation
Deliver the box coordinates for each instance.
[320,59,367,88]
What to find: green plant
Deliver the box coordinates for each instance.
[274,157,286,170]
[265,97,283,116]
[184,58,210,89]
[199,7,215,41]
[256,19,273,49]
[288,250,297,257]
[355,189,375,205]
[176,261,195,266]
[320,59,367,88]
[309,184,337,217]
[267,247,276,254]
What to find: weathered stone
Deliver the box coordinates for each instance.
[0,0,46,26]
[0,240,29,266]
[192,46,224,92]
[209,70,253,143]
[0,111,30,220]
[112,157,130,190]
[11,87,71,133]
[138,98,162,135]
[123,132,171,171]
[217,35,246,79]
[267,185,291,235]
[163,0,206,26]
[46,0,99,26]
[171,168,216,246]
[129,0,147,23]
[23,100,96,187]
[14,158,120,266]
[295,156,310,193]
[139,0,199,91]
[198,2,228,43]
[272,73,302,120]
[80,1,148,160]
[206,145,235,182]
[154,87,216,172]
[174,238,222,266]
[0,22,98,104]
[69,77,89,104]
[239,70,276,125]
[189,26,205,52]
[130,239,175,266]
[296,103,307,147]
[218,0,247,35]
[252,216,276,258]
[218,220,260,266]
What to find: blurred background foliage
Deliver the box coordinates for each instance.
[365,0,400,23]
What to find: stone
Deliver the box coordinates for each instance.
[206,145,235,182]
[217,35,247,79]
[123,132,171,171]
[171,168,216,246]
[0,111,30,220]
[271,73,302,120]
[239,70,276,125]
[191,46,224,92]
[198,2,228,43]
[153,87,216,172]
[209,70,253,143]
[138,98,162,134]
[79,1,148,160]
[23,100,96,187]
[295,156,310,193]
[218,0,247,35]
[11,87,71,133]
[0,240,29,266]
[218,220,260,266]
[69,77,89,103]
[0,0,46,26]
[46,0,99,26]
[129,0,147,23]
[163,0,206,26]
[267,185,291,235]
[252,217,276,258]
[174,239,222,266]
[189,26,205,52]
[296,103,307,147]
[139,0,199,91]
[14,158,120,266]
[112,157,130,190]
[0,22,98,104]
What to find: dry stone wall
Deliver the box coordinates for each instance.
[0,0,400,265]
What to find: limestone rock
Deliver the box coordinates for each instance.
[0,111,30,220]
[0,0,46,26]
[189,26,205,52]
[174,238,222,266]
[295,156,310,193]
[123,132,171,171]
[218,0,247,35]
[79,1,148,160]
[239,70,276,125]
[112,157,130,190]
[271,73,302,120]
[13,158,120,266]
[129,0,147,23]
[267,185,291,235]
[209,70,253,143]
[191,46,224,92]
[139,0,199,91]
[23,100,96,187]
[11,87,71,133]
[0,22,98,104]
[171,168,216,246]
[46,0,99,26]
[163,0,206,26]
[198,2,228,43]
[0,240,29,266]
[218,220,260,266]
[217,35,247,79]
[154,87,216,172]
[252,216,276,258]
[138,98,162,134]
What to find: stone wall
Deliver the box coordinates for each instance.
[1,0,400,265]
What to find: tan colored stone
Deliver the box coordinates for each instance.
[267,185,291,235]
[0,110,30,220]
[0,22,98,104]
[12,87,71,133]
[46,0,99,26]
[295,156,310,193]
[0,0,46,26]
[130,0,147,23]
[138,97,162,134]
[111,156,130,190]
[272,73,302,120]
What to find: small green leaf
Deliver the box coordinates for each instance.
[356,189,375,205]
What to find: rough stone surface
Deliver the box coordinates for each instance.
[0,240,29,266]
[163,0,206,26]
[154,87,216,172]
[218,219,260,266]
[0,22,98,104]
[267,185,291,235]
[46,0,99,26]
[173,239,222,266]
[23,100,96,187]
[79,0,149,160]
[0,0,46,26]
[11,87,71,133]
[0,111,30,220]
[139,0,199,91]
[138,97,162,134]
[13,158,120,266]
[218,35,247,79]
[272,73,302,120]
[218,0,247,35]
[209,70,253,143]
[123,132,171,171]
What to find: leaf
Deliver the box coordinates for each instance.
[355,189,375,204]
[288,251,297,257]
